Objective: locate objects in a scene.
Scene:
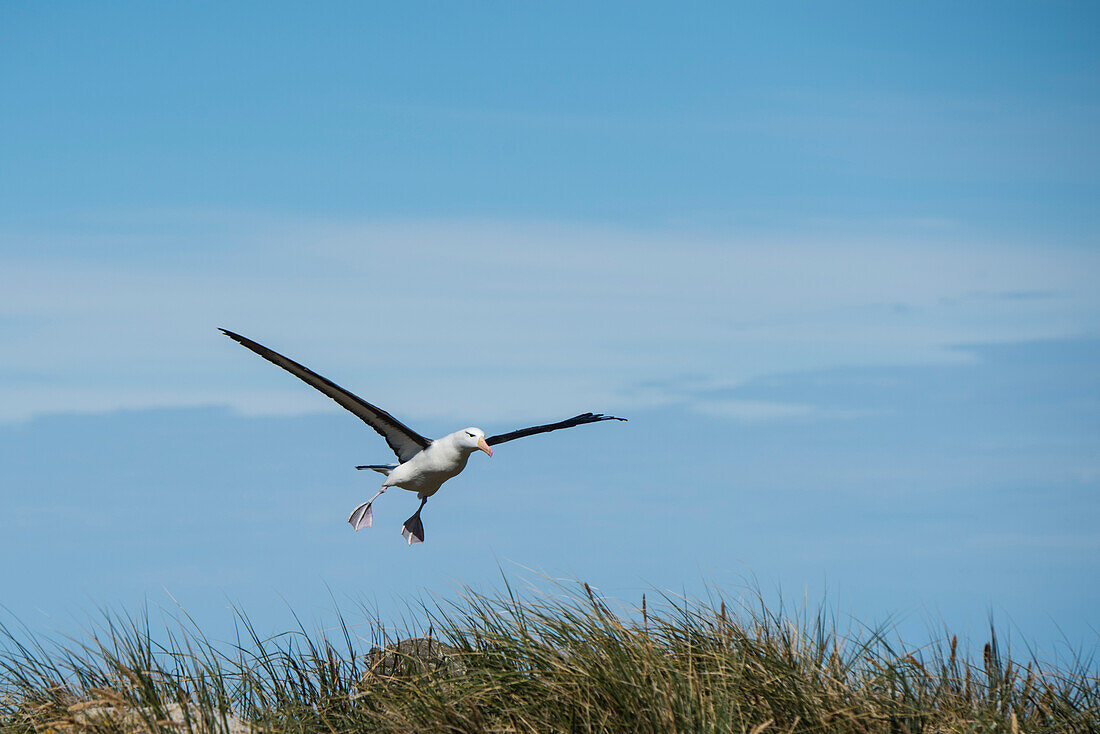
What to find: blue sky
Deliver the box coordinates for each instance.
[1,2,1097,655]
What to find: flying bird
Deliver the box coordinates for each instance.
[220,329,625,545]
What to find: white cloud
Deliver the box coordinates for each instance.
[0,214,1097,423]
[965,533,1100,552]
[691,400,882,423]
[690,400,817,422]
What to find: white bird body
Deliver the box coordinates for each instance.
[383,431,478,498]
[220,329,625,545]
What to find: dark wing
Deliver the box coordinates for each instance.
[220,329,431,463]
[486,412,626,446]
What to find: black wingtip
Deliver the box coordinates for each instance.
[588,413,627,422]
[220,329,264,351]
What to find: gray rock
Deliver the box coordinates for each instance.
[72,701,252,733]
[365,636,468,679]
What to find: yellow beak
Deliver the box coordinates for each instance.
[477,436,493,457]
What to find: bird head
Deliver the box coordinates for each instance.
[458,427,492,457]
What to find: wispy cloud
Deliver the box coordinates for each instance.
[691,400,882,423]
[965,533,1100,552]
[1,214,1097,423]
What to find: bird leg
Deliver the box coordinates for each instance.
[347,486,387,531]
[400,497,428,546]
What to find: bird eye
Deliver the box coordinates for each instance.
[466,431,475,437]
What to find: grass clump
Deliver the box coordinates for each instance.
[1,581,1096,732]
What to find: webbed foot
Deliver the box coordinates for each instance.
[347,501,373,531]
[400,512,425,545]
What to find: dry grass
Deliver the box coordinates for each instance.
[1,580,1096,733]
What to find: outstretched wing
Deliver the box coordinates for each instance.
[220,329,431,463]
[486,413,626,446]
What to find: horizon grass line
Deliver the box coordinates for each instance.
[1,578,1097,732]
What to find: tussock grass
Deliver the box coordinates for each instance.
[1,580,1096,732]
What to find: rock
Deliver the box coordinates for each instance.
[364,636,468,679]
[71,701,252,733]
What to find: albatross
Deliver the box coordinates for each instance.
[220,329,625,545]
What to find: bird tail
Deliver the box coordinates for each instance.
[355,464,397,476]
